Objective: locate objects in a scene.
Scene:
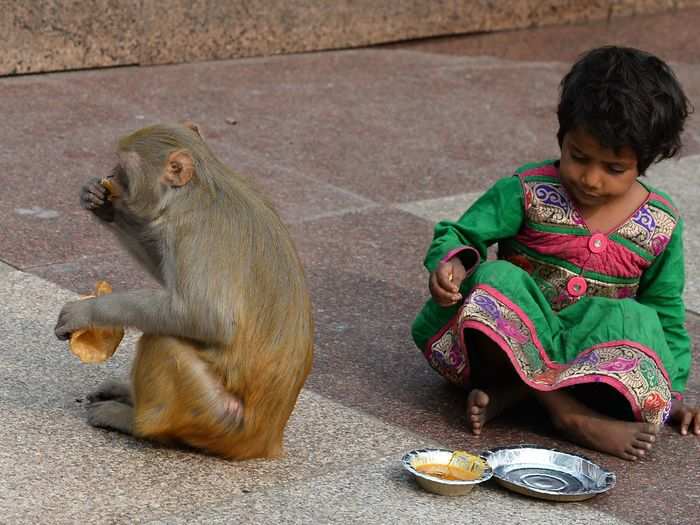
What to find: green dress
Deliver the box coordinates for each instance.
[412,160,691,425]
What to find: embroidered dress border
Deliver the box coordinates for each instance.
[423,284,673,424]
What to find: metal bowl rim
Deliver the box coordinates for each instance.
[402,447,494,486]
[482,444,616,496]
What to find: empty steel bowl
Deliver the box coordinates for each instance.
[483,445,615,502]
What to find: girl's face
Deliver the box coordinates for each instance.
[559,128,639,211]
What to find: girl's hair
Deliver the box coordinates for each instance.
[557,46,693,174]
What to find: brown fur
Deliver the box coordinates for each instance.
[62,122,314,459]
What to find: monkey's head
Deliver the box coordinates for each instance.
[109,121,208,220]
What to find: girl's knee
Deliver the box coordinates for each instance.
[620,299,662,324]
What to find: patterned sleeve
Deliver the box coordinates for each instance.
[637,218,692,393]
[423,176,525,273]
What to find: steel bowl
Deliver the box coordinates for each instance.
[483,445,615,502]
[402,448,493,496]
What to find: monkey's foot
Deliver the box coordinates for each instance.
[87,400,135,435]
[87,380,133,406]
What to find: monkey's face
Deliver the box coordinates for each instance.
[113,125,199,221]
[111,152,167,221]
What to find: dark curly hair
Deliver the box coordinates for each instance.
[557,46,693,174]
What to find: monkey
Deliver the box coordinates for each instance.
[55,122,314,460]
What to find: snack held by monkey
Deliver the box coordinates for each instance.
[69,281,124,363]
[100,177,120,201]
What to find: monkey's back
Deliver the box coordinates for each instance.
[194,181,314,459]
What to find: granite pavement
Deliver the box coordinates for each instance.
[1,7,698,525]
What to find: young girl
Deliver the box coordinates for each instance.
[412,46,699,461]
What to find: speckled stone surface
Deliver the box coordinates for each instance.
[4,1,697,76]
[2,8,699,525]
[0,271,431,524]
[390,6,700,66]
[0,0,141,75]
[150,456,633,525]
[391,6,700,158]
[0,261,16,274]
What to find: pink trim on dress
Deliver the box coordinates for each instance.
[517,164,559,211]
[476,284,557,365]
[520,164,559,178]
[425,318,453,351]
[440,246,481,271]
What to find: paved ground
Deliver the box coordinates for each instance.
[1,7,699,525]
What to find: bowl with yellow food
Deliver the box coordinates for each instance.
[402,448,493,496]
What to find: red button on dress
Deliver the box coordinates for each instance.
[567,276,588,297]
[588,233,607,254]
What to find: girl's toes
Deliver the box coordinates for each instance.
[633,439,653,452]
[627,444,646,458]
[468,389,489,409]
[620,447,639,461]
[636,432,656,443]
[624,447,641,460]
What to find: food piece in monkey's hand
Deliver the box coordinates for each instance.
[69,281,124,363]
[100,177,121,201]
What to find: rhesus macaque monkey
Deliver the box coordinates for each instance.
[55,122,314,459]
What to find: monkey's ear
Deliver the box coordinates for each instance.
[163,149,195,187]
[182,120,203,138]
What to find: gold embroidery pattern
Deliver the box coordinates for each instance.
[524,181,585,228]
[505,254,639,311]
[616,205,677,256]
[558,346,671,425]
[424,325,469,386]
[459,289,544,377]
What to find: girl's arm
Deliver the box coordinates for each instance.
[423,175,525,275]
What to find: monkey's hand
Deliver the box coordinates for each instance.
[55,299,94,340]
[80,177,115,222]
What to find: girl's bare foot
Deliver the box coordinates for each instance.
[558,413,658,461]
[536,388,659,461]
[467,382,529,435]
[467,389,491,435]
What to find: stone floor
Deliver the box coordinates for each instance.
[1,7,698,525]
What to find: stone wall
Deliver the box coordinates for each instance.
[2,0,699,76]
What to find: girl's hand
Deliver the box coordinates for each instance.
[670,400,700,436]
[429,258,468,307]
